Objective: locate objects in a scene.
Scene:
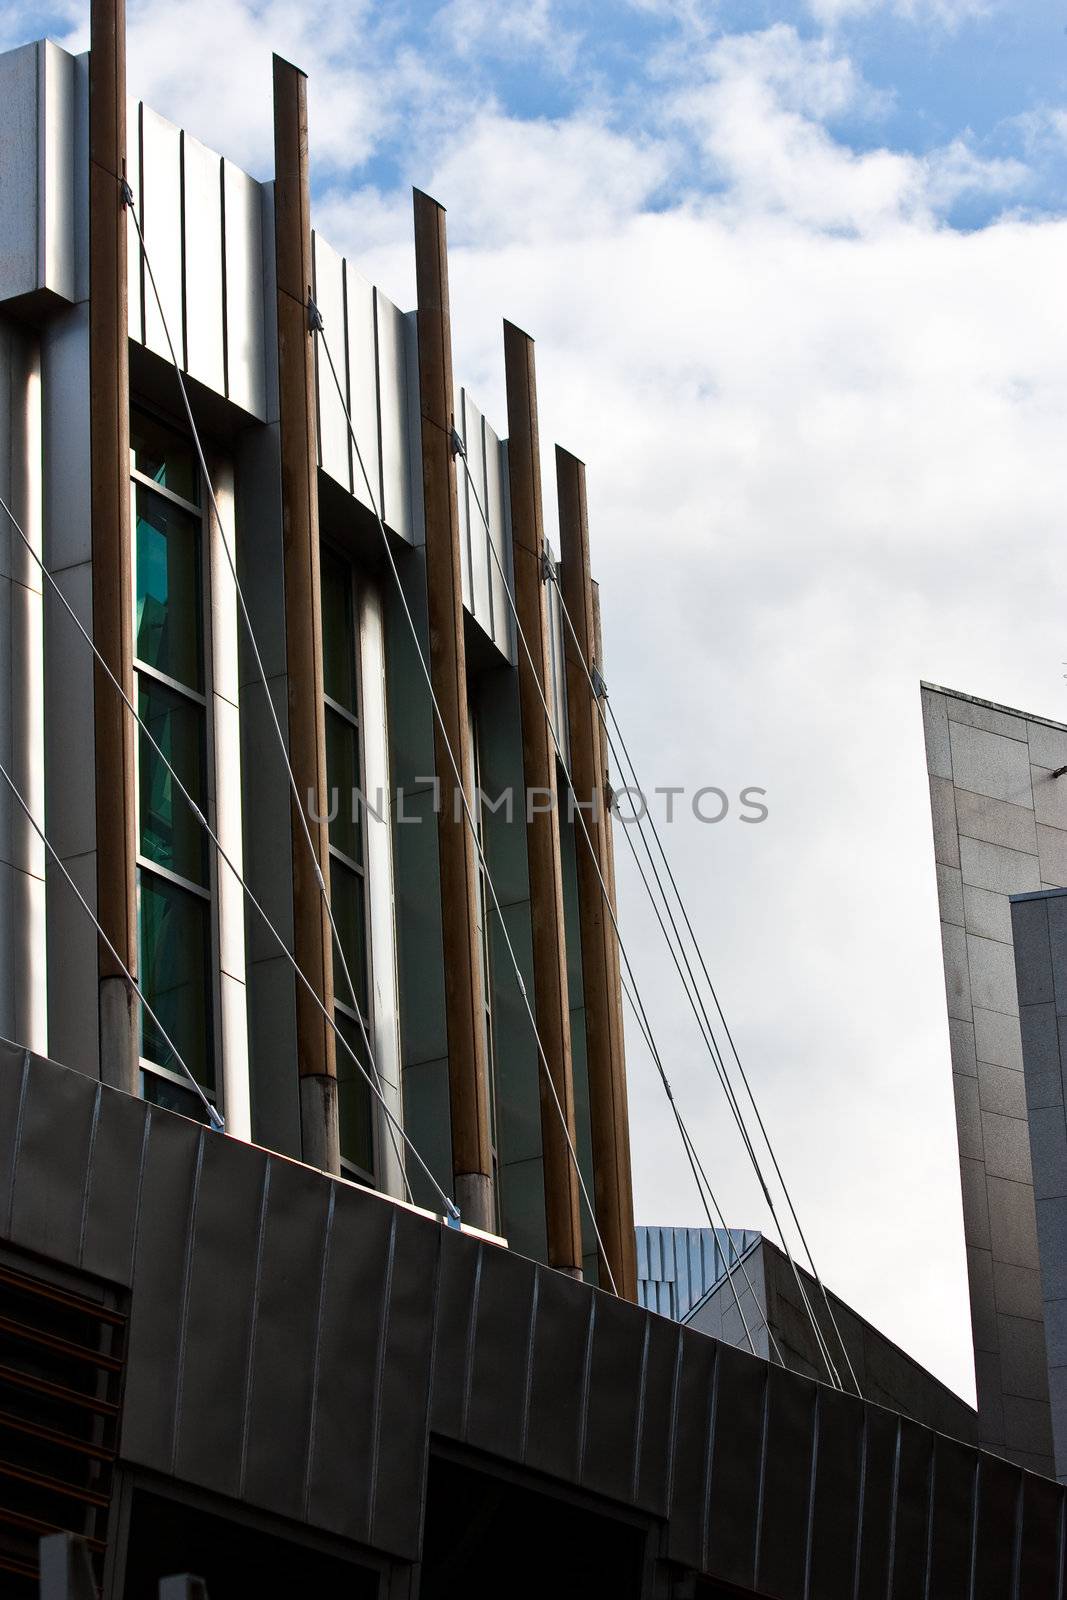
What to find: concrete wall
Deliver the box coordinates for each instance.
[1011,887,1067,1483]
[922,681,1067,1472]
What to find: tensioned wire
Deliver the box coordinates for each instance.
[456,452,777,1363]
[0,750,220,1130]
[313,317,619,1296]
[0,486,458,1222]
[547,562,859,1394]
[124,188,413,1204]
[603,689,863,1394]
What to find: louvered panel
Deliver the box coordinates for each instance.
[0,1262,125,1597]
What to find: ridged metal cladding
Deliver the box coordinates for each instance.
[0,1042,1064,1594]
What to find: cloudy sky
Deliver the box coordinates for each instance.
[12,0,1067,1400]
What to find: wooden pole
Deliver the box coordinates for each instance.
[412,189,494,1231]
[89,0,138,1091]
[557,448,638,1300]
[273,55,339,1173]
[503,321,583,1276]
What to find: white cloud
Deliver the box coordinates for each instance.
[808,0,993,27]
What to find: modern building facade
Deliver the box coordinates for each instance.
[0,0,1063,1589]
[0,18,637,1291]
[922,681,1067,1475]
[1010,886,1067,1484]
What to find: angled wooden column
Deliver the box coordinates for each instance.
[557,448,638,1301]
[89,0,137,1092]
[413,189,494,1231]
[503,322,583,1276]
[273,55,339,1173]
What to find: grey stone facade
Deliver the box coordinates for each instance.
[922,681,1067,1474]
[1010,887,1067,1483]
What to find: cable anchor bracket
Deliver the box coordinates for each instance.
[539,547,557,585]
[120,178,135,209]
[591,664,608,700]
[307,296,325,335]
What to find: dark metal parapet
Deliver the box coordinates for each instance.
[0,1040,1063,1596]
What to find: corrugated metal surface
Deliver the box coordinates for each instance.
[636,1224,761,1321]
[0,1044,1063,1594]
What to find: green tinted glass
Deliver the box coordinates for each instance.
[138,678,208,886]
[136,487,203,692]
[325,708,362,865]
[138,869,213,1090]
[321,547,357,713]
[336,1010,374,1178]
[330,858,367,1016]
[131,410,199,505]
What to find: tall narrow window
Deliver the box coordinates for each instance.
[467,696,500,1218]
[131,410,214,1118]
[321,546,375,1183]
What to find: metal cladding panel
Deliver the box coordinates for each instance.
[636,1314,681,1515]
[808,1385,865,1600]
[312,234,351,491]
[456,392,473,612]
[7,1043,97,1265]
[241,1156,331,1521]
[581,1290,648,1504]
[704,1341,768,1588]
[40,42,76,304]
[181,132,225,396]
[430,1223,481,1439]
[172,1134,268,1498]
[121,1113,205,1470]
[138,106,184,364]
[890,1416,933,1600]
[375,289,413,542]
[665,1323,718,1570]
[369,1202,440,1556]
[524,1265,593,1482]
[973,1453,1023,1600]
[756,1361,818,1600]
[464,1241,538,1463]
[545,548,568,759]
[927,1434,977,1599]
[222,160,266,418]
[306,1184,397,1544]
[486,431,515,663]
[1020,1472,1065,1600]
[855,1405,900,1600]
[78,1084,149,1286]
[126,97,142,340]
[0,45,42,303]
[345,264,380,516]
[462,394,492,632]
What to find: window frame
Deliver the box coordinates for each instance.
[130,406,223,1121]
[321,543,377,1187]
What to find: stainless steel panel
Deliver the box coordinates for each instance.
[138,105,184,364]
[181,131,225,397]
[464,394,492,630]
[483,419,514,661]
[375,289,413,542]
[345,263,380,515]
[223,159,266,418]
[39,42,77,304]
[456,390,472,612]
[0,44,42,304]
[311,234,351,491]
[126,97,142,339]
